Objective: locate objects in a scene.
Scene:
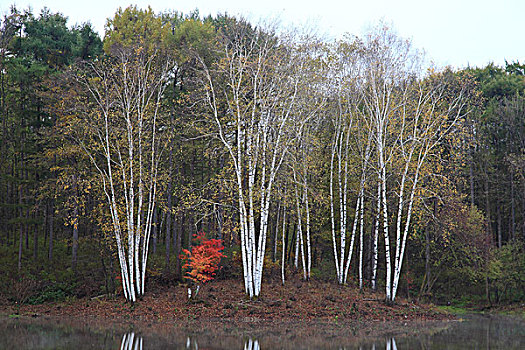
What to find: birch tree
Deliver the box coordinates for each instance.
[197,20,307,297]
[360,25,468,303]
[288,37,326,281]
[359,27,413,302]
[71,16,172,301]
[290,128,315,280]
[328,40,372,285]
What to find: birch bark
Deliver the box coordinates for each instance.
[360,27,468,302]
[197,24,306,297]
[76,46,171,302]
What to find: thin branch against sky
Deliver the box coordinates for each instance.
[2,0,524,69]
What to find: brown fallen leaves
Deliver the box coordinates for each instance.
[3,276,452,324]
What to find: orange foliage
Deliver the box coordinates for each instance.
[180,232,226,284]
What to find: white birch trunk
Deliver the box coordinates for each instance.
[79,48,170,302]
[293,167,307,279]
[359,193,365,290]
[338,131,348,284]
[198,26,317,297]
[281,208,287,285]
[356,25,467,303]
[392,155,423,300]
[380,146,392,303]
[371,180,380,291]
[329,139,341,280]
[294,228,300,269]
[273,200,281,262]
[304,177,312,280]
[343,195,360,284]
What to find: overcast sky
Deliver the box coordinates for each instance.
[2,0,524,69]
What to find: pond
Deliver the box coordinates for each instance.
[0,314,523,349]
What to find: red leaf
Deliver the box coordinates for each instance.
[180,231,226,284]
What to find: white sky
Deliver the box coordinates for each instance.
[2,0,524,69]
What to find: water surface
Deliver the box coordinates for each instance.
[0,314,523,349]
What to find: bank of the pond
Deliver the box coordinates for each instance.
[0,279,452,323]
[437,303,525,318]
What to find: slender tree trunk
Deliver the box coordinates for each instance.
[293,167,306,279]
[343,195,360,284]
[469,157,475,207]
[287,222,296,265]
[391,161,421,301]
[188,213,193,249]
[172,214,179,276]
[217,204,224,240]
[359,195,365,290]
[497,205,502,248]
[425,226,431,293]
[18,186,23,272]
[24,211,28,250]
[165,114,174,269]
[152,208,158,255]
[33,213,38,260]
[23,153,28,250]
[372,180,380,291]
[380,154,392,303]
[486,275,491,305]
[522,182,525,240]
[484,175,492,239]
[339,131,350,285]
[72,204,79,272]
[304,181,312,280]
[165,191,172,269]
[43,203,48,251]
[294,227,300,269]
[3,182,9,247]
[173,214,177,257]
[72,175,79,272]
[299,222,306,280]
[329,139,340,282]
[366,209,373,283]
[281,208,287,285]
[511,173,515,240]
[48,200,54,261]
[273,200,281,263]
[175,212,183,279]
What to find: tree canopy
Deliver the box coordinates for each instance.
[0,5,523,308]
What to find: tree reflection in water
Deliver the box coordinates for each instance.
[120,335,399,350]
[356,337,398,350]
[1,315,521,349]
[185,336,199,349]
[120,332,143,350]
[386,337,397,350]
[244,338,260,350]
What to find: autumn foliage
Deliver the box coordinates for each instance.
[181,232,226,284]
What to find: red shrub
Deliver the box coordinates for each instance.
[180,232,226,284]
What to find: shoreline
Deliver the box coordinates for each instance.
[0,278,453,323]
